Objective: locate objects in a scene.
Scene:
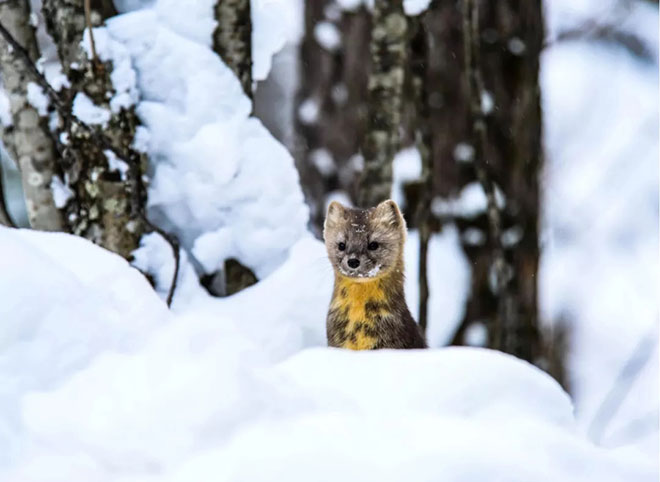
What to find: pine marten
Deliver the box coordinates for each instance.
[323,199,427,350]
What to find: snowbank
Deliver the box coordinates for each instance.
[103,3,309,279]
[541,31,659,457]
[0,227,655,481]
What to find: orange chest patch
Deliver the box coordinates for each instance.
[331,277,391,350]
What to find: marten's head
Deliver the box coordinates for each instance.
[323,199,406,280]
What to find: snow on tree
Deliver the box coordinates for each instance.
[0,0,64,231]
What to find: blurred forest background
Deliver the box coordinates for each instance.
[1,0,658,462]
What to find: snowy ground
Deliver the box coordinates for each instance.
[0,0,658,479]
[541,0,659,460]
[1,226,657,481]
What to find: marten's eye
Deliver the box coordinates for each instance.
[338,242,346,251]
[368,241,379,251]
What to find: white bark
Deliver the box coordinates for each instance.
[0,0,64,231]
[42,0,145,259]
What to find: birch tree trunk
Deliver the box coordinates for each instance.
[357,0,407,208]
[0,0,64,231]
[213,0,252,98]
[42,0,145,259]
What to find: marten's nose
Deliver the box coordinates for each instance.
[347,258,360,269]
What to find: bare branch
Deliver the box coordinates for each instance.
[83,0,102,71]
[140,214,180,307]
[588,328,658,443]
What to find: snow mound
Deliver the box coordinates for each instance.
[0,228,655,481]
[104,5,309,279]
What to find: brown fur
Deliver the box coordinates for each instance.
[323,200,427,349]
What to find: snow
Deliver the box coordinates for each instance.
[0,88,12,127]
[72,92,111,126]
[507,37,526,56]
[403,0,432,16]
[430,181,505,219]
[298,97,320,124]
[314,21,341,52]
[26,82,49,116]
[335,0,370,11]
[105,7,308,278]
[453,141,475,163]
[324,190,352,212]
[544,0,659,62]
[111,0,303,82]
[480,90,494,115]
[49,175,74,209]
[540,38,659,458]
[1,226,656,481]
[404,227,471,347]
[336,0,431,16]
[82,27,139,112]
[252,0,305,80]
[310,148,336,177]
[391,145,422,209]
[103,149,129,180]
[41,62,70,92]
[0,0,656,478]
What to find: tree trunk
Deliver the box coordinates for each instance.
[42,0,145,259]
[409,14,433,336]
[446,0,544,365]
[208,0,257,296]
[0,0,64,231]
[294,0,371,234]
[213,0,252,98]
[356,0,407,208]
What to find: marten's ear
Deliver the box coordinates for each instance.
[372,199,405,230]
[324,201,346,237]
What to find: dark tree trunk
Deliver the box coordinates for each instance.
[294,0,370,235]
[213,0,252,98]
[207,0,257,295]
[444,0,544,365]
[356,0,408,208]
[409,14,433,336]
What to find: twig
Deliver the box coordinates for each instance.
[140,213,180,307]
[0,20,66,112]
[83,0,103,73]
[587,328,658,444]
[0,18,181,306]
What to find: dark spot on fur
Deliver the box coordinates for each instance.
[365,300,385,316]
[363,324,379,337]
